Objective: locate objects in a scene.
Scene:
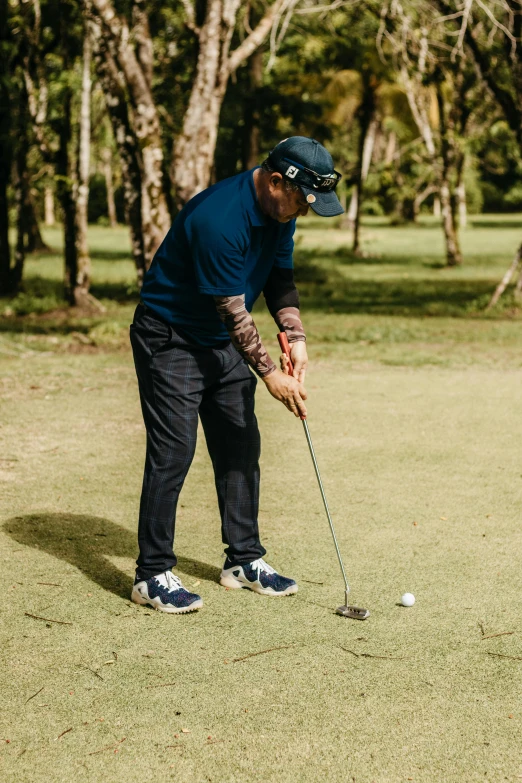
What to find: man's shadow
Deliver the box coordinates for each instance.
[3,513,221,600]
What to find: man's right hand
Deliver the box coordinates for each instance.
[263,368,307,418]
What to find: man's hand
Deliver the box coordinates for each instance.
[263,368,307,418]
[280,340,308,384]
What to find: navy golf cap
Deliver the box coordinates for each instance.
[267,136,344,217]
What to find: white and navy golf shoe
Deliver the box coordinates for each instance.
[220,557,298,596]
[131,570,203,614]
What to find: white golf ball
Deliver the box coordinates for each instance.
[401,592,415,607]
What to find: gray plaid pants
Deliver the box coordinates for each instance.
[130,303,266,580]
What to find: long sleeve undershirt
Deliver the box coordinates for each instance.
[213,268,305,378]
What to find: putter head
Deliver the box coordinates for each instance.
[336,605,370,620]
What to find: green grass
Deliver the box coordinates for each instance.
[2,216,522,359]
[1,218,522,781]
[291,215,522,317]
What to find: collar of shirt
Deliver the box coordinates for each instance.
[245,168,266,227]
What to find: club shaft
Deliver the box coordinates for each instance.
[301,418,350,596]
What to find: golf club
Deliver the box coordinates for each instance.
[277,331,370,620]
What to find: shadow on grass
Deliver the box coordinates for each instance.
[0,291,139,335]
[3,513,220,599]
[297,277,496,315]
[0,315,106,335]
[90,248,134,262]
[90,281,140,301]
[176,556,221,583]
[3,276,498,333]
[0,274,139,310]
[0,248,508,330]
[291,254,496,315]
[470,218,522,229]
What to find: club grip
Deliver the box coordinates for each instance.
[277,331,307,420]
[277,331,294,376]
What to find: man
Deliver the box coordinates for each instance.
[130,136,343,614]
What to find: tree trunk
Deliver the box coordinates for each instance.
[22,5,82,301]
[73,23,93,309]
[433,196,441,217]
[172,0,286,208]
[439,180,462,266]
[25,193,49,252]
[132,0,154,91]
[456,155,467,229]
[384,130,396,165]
[338,185,347,220]
[346,116,378,230]
[346,187,358,227]
[56,89,79,304]
[352,85,376,255]
[401,66,464,254]
[402,67,436,158]
[90,0,171,265]
[0,151,10,295]
[457,181,467,229]
[171,0,233,208]
[173,87,227,207]
[436,83,462,266]
[44,185,55,226]
[515,263,522,300]
[486,243,522,310]
[102,148,117,227]
[0,0,12,295]
[13,116,29,289]
[92,26,146,285]
[16,85,49,255]
[242,48,263,170]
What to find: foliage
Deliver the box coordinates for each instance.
[3,0,522,299]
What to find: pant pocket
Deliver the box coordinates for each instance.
[132,311,173,359]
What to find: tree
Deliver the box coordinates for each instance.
[0,0,13,295]
[100,147,118,228]
[436,0,522,147]
[1,0,49,295]
[90,14,147,284]
[72,18,94,308]
[379,2,479,265]
[434,0,522,301]
[171,0,287,208]
[242,48,264,170]
[20,0,104,307]
[89,0,171,266]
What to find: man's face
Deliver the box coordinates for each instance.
[264,174,311,222]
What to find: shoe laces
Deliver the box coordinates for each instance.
[250,558,276,577]
[163,571,184,592]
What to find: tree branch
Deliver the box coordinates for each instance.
[268,0,301,71]
[181,0,200,35]
[90,0,155,113]
[475,0,516,55]
[451,0,473,61]
[435,0,521,143]
[132,0,154,90]
[486,243,522,310]
[228,0,287,74]
[296,0,355,14]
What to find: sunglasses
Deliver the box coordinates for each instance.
[279,157,342,193]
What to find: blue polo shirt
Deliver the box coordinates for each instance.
[140,168,295,346]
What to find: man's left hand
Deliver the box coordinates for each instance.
[281,340,308,384]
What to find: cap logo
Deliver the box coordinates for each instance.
[306,194,316,203]
[285,165,299,179]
